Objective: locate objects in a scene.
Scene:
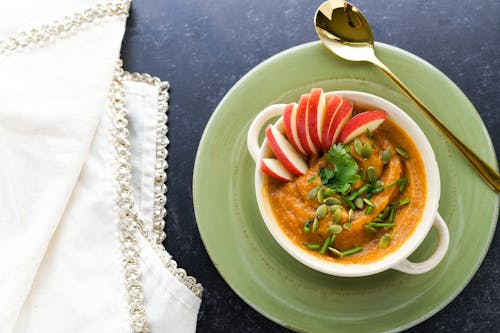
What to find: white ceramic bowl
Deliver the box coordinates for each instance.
[247,91,449,277]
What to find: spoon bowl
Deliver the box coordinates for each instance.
[314,0,500,192]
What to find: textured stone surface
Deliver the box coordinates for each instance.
[121,0,499,332]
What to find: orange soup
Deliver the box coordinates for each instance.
[264,117,427,264]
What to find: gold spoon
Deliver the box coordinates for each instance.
[314,0,500,192]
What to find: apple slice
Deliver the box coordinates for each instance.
[339,110,387,143]
[265,125,308,176]
[260,158,293,181]
[321,94,343,151]
[283,103,307,155]
[296,94,318,155]
[324,97,353,149]
[307,88,326,150]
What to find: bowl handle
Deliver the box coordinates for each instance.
[392,213,450,274]
[247,104,285,162]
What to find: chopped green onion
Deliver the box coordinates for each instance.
[304,219,312,233]
[364,206,374,215]
[390,198,410,207]
[378,207,390,219]
[342,246,363,257]
[388,207,395,223]
[368,222,395,228]
[304,243,320,250]
[320,237,332,254]
[399,177,408,192]
[348,184,370,201]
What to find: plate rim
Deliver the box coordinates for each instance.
[193,40,499,333]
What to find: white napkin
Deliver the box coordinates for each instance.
[0,1,202,332]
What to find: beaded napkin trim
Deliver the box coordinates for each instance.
[123,71,203,298]
[0,0,131,55]
[111,63,203,332]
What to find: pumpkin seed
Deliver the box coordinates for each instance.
[329,204,342,213]
[332,207,342,223]
[364,225,377,235]
[308,186,321,200]
[328,247,343,257]
[363,198,376,207]
[353,138,363,156]
[379,233,392,248]
[359,168,367,182]
[316,204,328,219]
[395,147,409,159]
[320,236,332,254]
[348,208,354,221]
[324,197,341,206]
[317,188,325,203]
[328,224,343,234]
[354,197,364,209]
[312,217,319,232]
[367,166,377,183]
[304,243,320,250]
[343,222,352,230]
[361,142,373,159]
[382,148,391,164]
[340,184,351,195]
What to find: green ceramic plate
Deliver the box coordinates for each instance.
[193,42,499,333]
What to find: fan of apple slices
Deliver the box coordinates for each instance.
[261,88,386,181]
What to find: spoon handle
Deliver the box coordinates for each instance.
[371,57,500,193]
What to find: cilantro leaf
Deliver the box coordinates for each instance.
[319,168,334,185]
[320,144,360,191]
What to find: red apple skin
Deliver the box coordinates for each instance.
[321,94,343,151]
[283,103,306,155]
[265,125,308,176]
[296,94,315,155]
[260,158,293,182]
[339,111,387,143]
[307,88,326,151]
[324,98,353,149]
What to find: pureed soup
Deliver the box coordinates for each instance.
[261,90,427,264]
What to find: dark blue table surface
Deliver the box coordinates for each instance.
[121,1,499,332]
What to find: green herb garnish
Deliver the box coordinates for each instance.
[319,144,360,192]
